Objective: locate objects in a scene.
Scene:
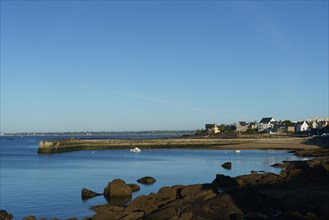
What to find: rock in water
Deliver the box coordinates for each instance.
[81,188,102,200]
[221,162,232,169]
[128,183,141,192]
[0,210,13,220]
[137,176,156,184]
[104,179,132,199]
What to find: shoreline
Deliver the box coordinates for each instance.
[37,136,324,154]
[3,139,328,220]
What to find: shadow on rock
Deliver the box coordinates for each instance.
[105,195,133,206]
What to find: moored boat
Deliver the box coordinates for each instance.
[130,147,141,153]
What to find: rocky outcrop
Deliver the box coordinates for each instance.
[104,179,132,199]
[225,156,329,219]
[211,174,238,188]
[137,176,156,185]
[90,150,329,220]
[0,210,13,220]
[91,183,234,220]
[221,161,232,169]
[81,188,102,200]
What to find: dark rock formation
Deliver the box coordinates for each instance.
[90,149,329,220]
[0,210,13,220]
[81,188,102,200]
[137,176,156,185]
[221,161,232,169]
[128,183,140,192]
[104,179,132,200]
[211,174,238,188]
[91,184,235,220]
[235,172,283,187]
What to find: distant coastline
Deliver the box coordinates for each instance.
[1,130,195,137]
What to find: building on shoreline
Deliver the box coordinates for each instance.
[236,122,248,132]
[258,117,276,132]
[203,117,328,136]
[295,121,310,133]
[205,124,220,134]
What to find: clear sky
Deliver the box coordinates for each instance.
[1,0,328,133]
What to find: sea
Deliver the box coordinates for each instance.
[0,135,311,219]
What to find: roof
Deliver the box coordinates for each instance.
[205,124,217,129]
[296,121,309,126]
[239,121,247,126]
[259,117,274,124]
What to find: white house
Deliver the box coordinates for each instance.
[311,121,319,129]
[258,117,276,132]
[236,121,248,132]
[295,121,310,133]
[205,124,220,134]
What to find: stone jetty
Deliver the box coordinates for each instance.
[37,137,315,154]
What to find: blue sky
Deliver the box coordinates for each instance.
[1,0,328,133]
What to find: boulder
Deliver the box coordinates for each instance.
[109,196,132,206]
[128,183,140,192]
[236,172,282,187]
[180,184,217,202]
[81,187,102,200]
[212,174,238,188]
[156,186,177,201]
[221,162,232,169]
[0,210,13,220]
[104,179,132,199]
[137,176,156,184]
[125,194,157,215]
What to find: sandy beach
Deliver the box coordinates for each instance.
[211,140,321,150]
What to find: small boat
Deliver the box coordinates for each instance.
[233,150,241,153]
[130,147,141,153]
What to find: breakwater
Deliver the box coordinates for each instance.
[37,137,311,154]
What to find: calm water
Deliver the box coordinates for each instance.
[0,136,310,219]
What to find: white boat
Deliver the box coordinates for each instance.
[130,147,141,153]
[233,150,241,153]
